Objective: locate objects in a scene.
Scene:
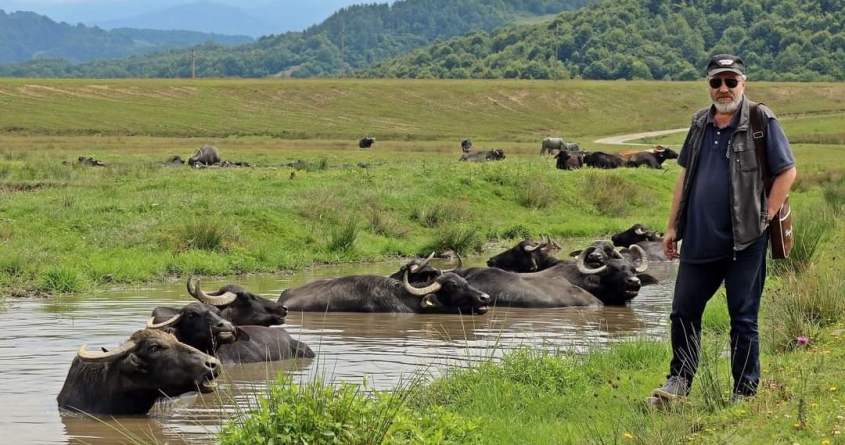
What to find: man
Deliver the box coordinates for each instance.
[650,54,797,404]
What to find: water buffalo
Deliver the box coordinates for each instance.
[57,329,220,415]
[461,139,473,153]
[186,276,289,327]
[164,155,185,166]
[188,144,221,167]
[540,137,565,155]
[278,271,490,315]
[359,136,376,148]
[487,237,653,305]
[555,151,584,170]
[583,151,625,169]
[610,224,668,261]
[625,147,679,169]
[452,266,601,308]
[148,302,315,363]
[77,156,105,167]
[460,149,506,162]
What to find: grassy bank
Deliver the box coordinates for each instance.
[1,78,844,299]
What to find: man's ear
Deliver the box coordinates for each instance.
[119,353,147,375]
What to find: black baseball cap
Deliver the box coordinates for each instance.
[706,54,746,77]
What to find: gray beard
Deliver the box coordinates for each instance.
[713,94,743,113]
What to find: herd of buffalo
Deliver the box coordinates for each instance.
[56,223,670,416]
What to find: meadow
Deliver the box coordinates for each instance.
[1,78,844,444]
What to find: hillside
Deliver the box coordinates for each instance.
[0,10,253,65]
[0,0,593,78]
[362,0,845,81]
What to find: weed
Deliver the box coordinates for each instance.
[327,218,359,253]
[423,226,484,256]
[39,266,85,293]
[179,220,229,252]
[514,177,555,209]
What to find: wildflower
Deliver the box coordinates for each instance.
[831,386,838,392]
[624,433,634,440]
[822,440,831,445]
[797,336,810,346]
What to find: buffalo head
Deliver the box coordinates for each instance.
[487,236,559,272]
[148,302,245,354]
[403,271,490,315]
[187,276,288,326]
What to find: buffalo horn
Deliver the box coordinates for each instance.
[634,226,647,236]
[189,277,237,306]
[146,314,182,329]
[403,271,441,296]
[77,340,137,362]
[629,244,650,273]
[575,247,607,275]
[442,253,463,273]
[409,252,436,273]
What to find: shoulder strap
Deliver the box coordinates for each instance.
[749,102,772,191]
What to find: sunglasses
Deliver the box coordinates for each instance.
[709,78,739,89]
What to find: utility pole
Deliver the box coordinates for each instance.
[191,49,196,79]
[339,21,346,77]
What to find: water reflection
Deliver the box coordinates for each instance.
[0,260,677,445]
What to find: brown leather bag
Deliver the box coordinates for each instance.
[750,103,793,259]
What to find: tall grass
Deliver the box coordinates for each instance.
[423,226,485,256]
[326,218,360,253]
[178,220,230,252]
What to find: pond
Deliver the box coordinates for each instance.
[0,258,678,445]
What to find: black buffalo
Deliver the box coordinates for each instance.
[583,151,625,169]
[625,147,679,169]
[187,276,289,327]
[164,155,185,166]
[453,266,601,308]
[610,224,668,261]
[461,139,473,153]
[359,136,376,148]
[77,156,105,167]
[188,144,221,167]
[148,302,314,363]
[57,329,220,415]
[460,149,506,162]
[487,237,653,306]
[278,271,490,315]
[555,151,584,170]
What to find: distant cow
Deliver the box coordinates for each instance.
[461,139,473,153]
[188,144,221,167]
[584,151,625,169]
[540,137,565,155]
[77,156,105,167]
[554,151,584,170]
[460,149,506,162]
[625,147,679,169]
[359,136,376,148]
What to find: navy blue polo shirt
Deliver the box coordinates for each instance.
[677,105,795,263]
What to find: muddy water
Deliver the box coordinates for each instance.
[0,259,678,445]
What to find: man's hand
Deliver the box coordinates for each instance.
[663,229,680,260]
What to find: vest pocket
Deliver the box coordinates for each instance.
[732,142,758,172]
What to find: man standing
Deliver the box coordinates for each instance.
[651,54,797,403]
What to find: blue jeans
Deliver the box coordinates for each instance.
[668,236,767,396]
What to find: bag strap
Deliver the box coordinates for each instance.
[749,102,772,192]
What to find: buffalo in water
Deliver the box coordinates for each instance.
[460,149,506,162]
[188,144,221,167]
[461,139,473,153]
[148,302,314,363]
[583,151,625,169]
[186,276,289,327]
[57,329,220,415]
[610,224,668,261]
[625,147,679,169]
[359,136,376,148]
[279,270,490,315]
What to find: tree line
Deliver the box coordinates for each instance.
[0,0,592,78]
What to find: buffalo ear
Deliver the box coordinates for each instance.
[420,295,441,308]
[119,353,148,375]
[568,249,582,257]
[235,329,251,342]
[637,274,660,285]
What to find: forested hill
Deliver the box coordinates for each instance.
[362,0,845,81]
[0,0,594,78]
[0,10,253,65]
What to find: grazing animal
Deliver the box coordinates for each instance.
[77,156,105,167]
[148,302,314,363]
[57,329,220,415]
[188,144,221,167]
[279,271,490,315]
[460,149,506,162]
[554,151,584,170]
[186,276,289,327]
[540,137,565,155]
[358,136,376,148]
[461,139,473,153]
[583,151,625,169]
[625,147,679,169]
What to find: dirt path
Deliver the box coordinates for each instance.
[593,128,688,146]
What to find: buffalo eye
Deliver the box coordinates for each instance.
[148,344,162,354]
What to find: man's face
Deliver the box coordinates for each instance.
[709,73,745,113]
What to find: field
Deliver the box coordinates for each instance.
[1,78,844,297]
